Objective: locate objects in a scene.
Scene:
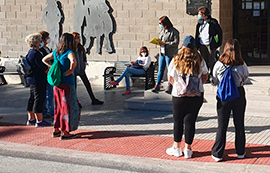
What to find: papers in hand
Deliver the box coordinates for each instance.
[149,38,164,45]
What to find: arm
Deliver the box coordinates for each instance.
[42,52,54,68]
[168,76,174,85]
[201,74,208,84]
[64,52,77,76]
[164,28,179,47]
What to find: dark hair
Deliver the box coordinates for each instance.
[72,32,86,54]
[218,39,244,66]
[56,33,74,55]
[39,30,49,41]
[139,46,149,57]
[198,6,210,16]
[159,16,173,29]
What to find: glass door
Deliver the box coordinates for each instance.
[233,0,270,64]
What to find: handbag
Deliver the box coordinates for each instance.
[217,67,240,102]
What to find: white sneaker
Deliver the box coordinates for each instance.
[211,155,222,162]
[166,147,183,157]
[184,148,193,159]
[237,152,246,159]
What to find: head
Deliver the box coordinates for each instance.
[174,37,202,75]
[25,33,42,50]
[139,46,149,57]
[219,39,244,66]
[39,30,50,48]
[182,35,195,49]
[159,16,173,30]
[56,33,74,55]
[198,6,210,20]
[72,32,85,53]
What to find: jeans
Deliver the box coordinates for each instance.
[156,54,172,86]
[43,84,54,117]
[116,67,146,90]
[212,87,246,158]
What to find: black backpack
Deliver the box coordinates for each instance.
[17,55,32,77]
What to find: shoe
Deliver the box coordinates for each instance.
[60,134,77,140]
[165,85,172,94]
[184,148,193,159]
[237,152,246,159]
[35,120,51,127]
[152,85,160,93]
[166,147,183,157]
[211,155,222,162]
[26,119,36,126]
[52,132,61,138]
[92,99,104,105]
[109,81,119,85]
[122,90,131,95]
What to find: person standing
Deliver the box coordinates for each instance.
[195,6,223,81]
[25,33,51,127]
[211,39,249,162]
[43,33,80,140]
[152,16,179,93]
[166,36,208,158]
[109,46,151,95]
[72,32,103,105]
[39,30,54,119]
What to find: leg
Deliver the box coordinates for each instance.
[32,84,47,122]
[156,54,166,85]
[164,55,173,86]
[212,99,232,158]
[232,87,246,155]
[47,85,54,117]
[123,68,146,91]
[79,72,96,101]
[199,45,211,71]
[27,85,35,119]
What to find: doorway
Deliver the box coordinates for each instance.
[233,0,270,64]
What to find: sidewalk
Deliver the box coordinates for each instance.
[0,65,269,172]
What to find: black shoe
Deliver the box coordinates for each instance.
[165,85,172,94]
[152,85,160,93]
[92,99,104,105]
[60,134,77,140]
[52,132,61,138]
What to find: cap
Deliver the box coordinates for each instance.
[183,35,195,49]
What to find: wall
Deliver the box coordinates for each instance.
[0,0,228,85]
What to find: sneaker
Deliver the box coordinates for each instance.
[237,152,246,159]
[211,155,222,162]
[122,90,131,95]
[35,120,51,127]
[52,132,61,138]
[165,85,172,94]
[26,119,36,126]
[60,134,77,140]
[109,81,119,85]
[92,99,104,105]
[166,147,183,157]
[184,148,193,159]
[152,85,160,93]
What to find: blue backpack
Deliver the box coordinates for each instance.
[217,67,240,102]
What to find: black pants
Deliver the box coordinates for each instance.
[76,72,96,101]
[199,45,216,75]
[212,87,246,158]
[27,83,47,113]
[172,95,203,144]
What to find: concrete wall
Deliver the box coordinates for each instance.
[0,0,229,85]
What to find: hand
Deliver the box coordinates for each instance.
[130,61,135,65]
[159,42,165,46]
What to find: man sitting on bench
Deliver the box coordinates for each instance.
[109,46,151,95]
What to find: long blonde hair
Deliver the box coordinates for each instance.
[174,47,202,75]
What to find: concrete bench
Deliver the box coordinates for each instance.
[103,61,156,90]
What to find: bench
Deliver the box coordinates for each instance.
[0,65,28,86]
[103,61,156,90]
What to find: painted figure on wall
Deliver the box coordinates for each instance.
[73,0,115,54]
[43,0,64,50]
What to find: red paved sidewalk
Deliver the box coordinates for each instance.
[0,123,269,165]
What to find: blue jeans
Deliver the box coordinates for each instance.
[156,54,173,86]
[43,84,54,118]
[116,67,146,90]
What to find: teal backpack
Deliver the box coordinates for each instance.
[47,58,62,87]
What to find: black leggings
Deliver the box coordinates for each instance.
[172,95,203,144]
[76,72,96,101]
[27,83,47,113]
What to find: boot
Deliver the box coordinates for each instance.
[152,85,160,93]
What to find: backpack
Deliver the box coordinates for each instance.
[217,67,240,102]
[17,55,32,77]
[47,59,62,86]
[175,73,201,97]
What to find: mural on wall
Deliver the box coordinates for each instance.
[73,0,116,54]
[42,0,64,50]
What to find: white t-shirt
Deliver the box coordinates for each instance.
[136,56,151,71]
[168,59,208,97]
[199,21,210,45]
